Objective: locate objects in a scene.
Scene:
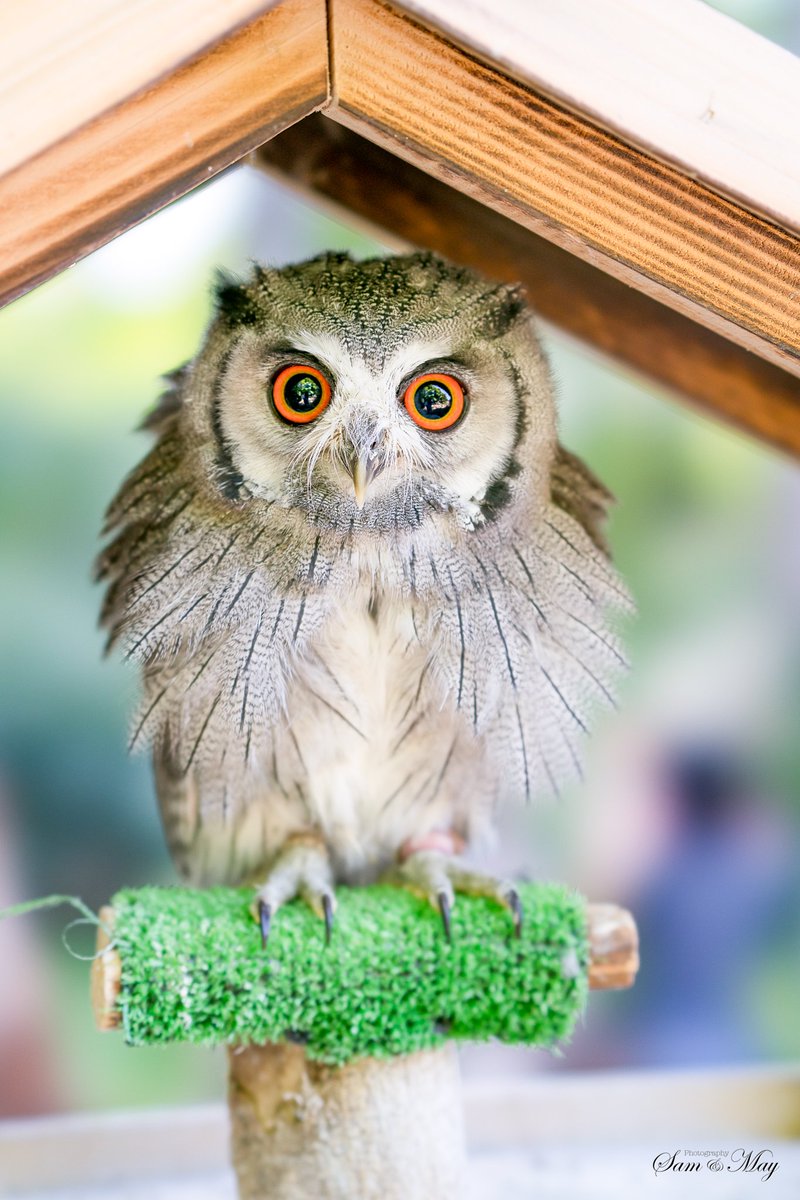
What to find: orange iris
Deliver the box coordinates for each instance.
[403,373,465,431]
[272,364,332,424]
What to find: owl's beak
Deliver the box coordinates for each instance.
[348,448,384,508]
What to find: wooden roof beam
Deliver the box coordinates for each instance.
[0,0,298,181]
[0,0,328,306]
[395,0,800,236]
[257,117,800,458]
[328,0,800,383]
[1,0,799,456]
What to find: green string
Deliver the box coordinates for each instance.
[0,894,114,960]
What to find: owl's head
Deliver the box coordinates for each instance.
[187,253,556,530]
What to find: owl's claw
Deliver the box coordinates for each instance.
[385,847,522,941]
[258,899,272,949]
[322,892,335,945]
[437,890,453,942]
[506,887,523,939]
[251,831,336,949]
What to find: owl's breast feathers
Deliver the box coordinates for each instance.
[97,414,631,878]
[97,252,635,884]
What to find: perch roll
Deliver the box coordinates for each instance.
[92,883,638,1059]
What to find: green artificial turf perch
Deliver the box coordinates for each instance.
[108,882,589,1064]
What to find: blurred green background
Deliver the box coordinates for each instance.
[1,0,799,1119]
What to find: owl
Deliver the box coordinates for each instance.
[97,252,631,943]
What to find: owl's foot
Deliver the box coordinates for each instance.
[385,833,522,942]
[252,831,336,949]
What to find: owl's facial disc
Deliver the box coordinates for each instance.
[216,329,523,525]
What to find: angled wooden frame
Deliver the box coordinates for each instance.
[0,0,329,303]
[257,117,800,457]
[1,0,798,455]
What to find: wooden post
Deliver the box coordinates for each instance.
[228,1042,465,1200]
[256,117,800,459]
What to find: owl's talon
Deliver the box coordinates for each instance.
[506,887,523,938]
[437,890,453,942]
[258,899,272,949]
[386,845,524,941]
[322,892,335,945]
[252,831,336,945]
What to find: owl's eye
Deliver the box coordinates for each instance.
[403,373,465,431]
[272,365,332,424]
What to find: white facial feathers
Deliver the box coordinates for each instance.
[217,328,525,515]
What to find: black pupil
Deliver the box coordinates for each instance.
[414,380,452,420]
[283,372,322,413]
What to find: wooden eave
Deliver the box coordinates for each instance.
[1,0,798,456]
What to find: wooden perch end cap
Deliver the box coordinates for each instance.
[586,902,639,990]
[91,906,121,1032]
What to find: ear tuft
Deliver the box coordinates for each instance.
[213,270,259,328]
[482,284,528,339]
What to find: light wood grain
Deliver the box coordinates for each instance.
[0,0,328,307]
[228,1043,465,1200]
[330,0,800,379]
[3,1068,799,1191]
[467,1067,800,1146]
[585,904,639,991]
[258,117,800,457]
[0,0,278,178]
[90,906,120,1033]
[396,0,800,234]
